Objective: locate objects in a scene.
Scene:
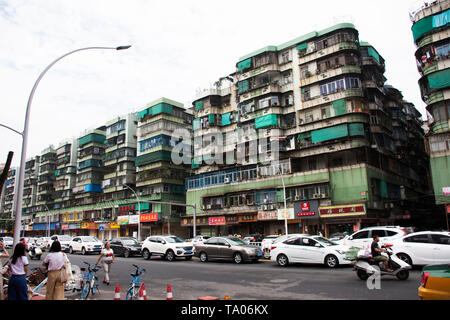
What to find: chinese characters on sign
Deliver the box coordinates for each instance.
[257,211,278,221]
[319,204,366,218]
[209,217,226,225]
[140,213,159,222]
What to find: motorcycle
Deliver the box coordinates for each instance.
[29,246,42,260]
[353,244,411,281]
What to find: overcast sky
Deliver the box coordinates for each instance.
[1,0,428,167]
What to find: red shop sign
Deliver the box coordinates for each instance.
[209,217,226,225]
[140,213,159,222]
[119,204,136,212]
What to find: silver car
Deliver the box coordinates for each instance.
[194,236,263,264]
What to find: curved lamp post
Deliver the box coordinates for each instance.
[12,45,131,247]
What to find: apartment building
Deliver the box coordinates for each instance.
[185,23,431,238]
[411,0,450,218]
[135,98,193,238]
[22,156,40,226]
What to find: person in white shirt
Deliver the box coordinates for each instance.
[43,240,70,300]
[96,242,114,285]
[7,242,29,300]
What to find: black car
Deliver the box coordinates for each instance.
[109,237,142,258]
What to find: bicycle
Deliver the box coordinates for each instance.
[125,264,146,300]
[79,262,100,300]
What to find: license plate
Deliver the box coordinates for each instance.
[185,251,192,254]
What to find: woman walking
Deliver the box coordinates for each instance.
[96,242,114,285]
[6,242,29,300]
[42,240,70,300]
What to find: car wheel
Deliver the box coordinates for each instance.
[81,247,86,255]
[124,250,130,258]
[396,253,412,266]
[277,254,289,267]
[233,252,243,264]
[143,249,151,260]
[199,252,208,262]
[325,254,339,268]
[396,270,409,281]
[185,256,193,261]
[166,250,175,261]
[69,247,73,254]
[356,269,369,280]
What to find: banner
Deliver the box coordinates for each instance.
[257,211,278,221]
[319,204,366,218]
[140,213,159,222]
[128,215,139,225]
[277,208,294,220]
[117,216,129,225]
[209,217,226,225]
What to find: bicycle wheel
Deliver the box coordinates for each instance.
[126,285,140,300]
[90,277,99,296]
[81,280,91,300]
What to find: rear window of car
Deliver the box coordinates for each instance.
[431,234,450,245]
[404,234,430,243]
[386,230,399,237]
[371,229,387,238]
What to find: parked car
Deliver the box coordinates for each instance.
[49,235,72,252]
[390,231,450,266]
[109,237,142,258]
[270,235,351,268]
[0,237,13,248]
[261,235,280,258]
[419,264,450,300]
[189,235,211,245]
[336,226,408,247]
[142,235,193,261]
[194,236,263,264]
[69,236,103,255]
[328,232,348,242]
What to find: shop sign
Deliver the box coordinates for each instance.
[209,217,226,225]
[226,215,239,225]
[140,213,159,222]
[238,214,258,223]
[257,211,278,221]
[443,187,450,195]
[119,204,136,212]
[319,204,366,218]
[117,216,129,225]
[61,223,69,230]
[109,222,120,229]
[68,223,81,230]
[128,215,139,225]
[294,200,319,219]
[277,208,294,220]
[81,222,97,230]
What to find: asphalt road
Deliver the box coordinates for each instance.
[25,251,422,300]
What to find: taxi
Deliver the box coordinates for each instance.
[418,264,450,300]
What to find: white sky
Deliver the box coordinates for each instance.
[0,0,428,167]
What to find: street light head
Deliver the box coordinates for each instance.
[116,45,132,50]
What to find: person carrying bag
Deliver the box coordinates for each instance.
[42,240,71,300]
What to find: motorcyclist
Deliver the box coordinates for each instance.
[371,235,393,272]
[29,239,38,257]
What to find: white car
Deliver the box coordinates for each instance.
[69,236,103,255]
[270,235,351,268]
[49,235,73,252]
[190,235,211,246]
[390,231,450,266]
[142,235,194,261]
[0,237,13,248]
[39,237,51,250]
[336,226,408,248]
[261,235,280,258]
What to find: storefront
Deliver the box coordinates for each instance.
[318,203,366,238]
[140,213,161,238]
[294,200,322,235]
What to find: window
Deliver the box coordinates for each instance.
[351,231,369,240]
[320,84,328,96]
[430,234,450,245]
[217,239,228,246]
[205,238,218,245]
[435,43,450,59]
[404,234,430,243]
[386,230,398,237]
[371,229,387,238]
[284,238,301,245]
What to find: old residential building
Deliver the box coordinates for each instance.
[185,23,432,238]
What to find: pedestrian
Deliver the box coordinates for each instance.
[42,240,70,300]
[6,242,29,300]
[96,242,114,285]
[0,241,10,300]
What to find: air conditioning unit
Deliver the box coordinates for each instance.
[207,204,212,209]
[224,177,231,184]
[269,205,275,210]
[263,205,268,210]
[321,194,327,198]
[202,205,206,210]
[313,194,320,199]
[295,195,301,201]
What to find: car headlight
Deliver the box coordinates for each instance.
[336,250,346,255]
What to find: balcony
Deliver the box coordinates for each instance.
[302,88,364,109]
[239,63,279,81]
[298,42,359,65]
[300,65,361,87]
[239,83,282,104]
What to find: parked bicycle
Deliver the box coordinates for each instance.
[80,262,100,300]
[126,264,145,300]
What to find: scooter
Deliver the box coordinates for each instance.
[353,244,411,281]
[29,246,42,260]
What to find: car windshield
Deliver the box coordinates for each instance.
[226,237,246,245]
[122,239,139,245]
[312,236,338,246]
[165,236,184,243]
[83,237,99,242]
[5,237,12,241]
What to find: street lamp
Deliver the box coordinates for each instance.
[12,45,132,247]
[123,184,141,241]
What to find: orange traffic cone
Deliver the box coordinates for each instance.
[166,284,173,300]
[139,283,147,300]
[114,284,121,300]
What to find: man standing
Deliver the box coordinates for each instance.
[371,235,392,272]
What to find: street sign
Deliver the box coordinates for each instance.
[99,226,104,231]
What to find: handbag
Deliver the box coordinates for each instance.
[60,254,73,283]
